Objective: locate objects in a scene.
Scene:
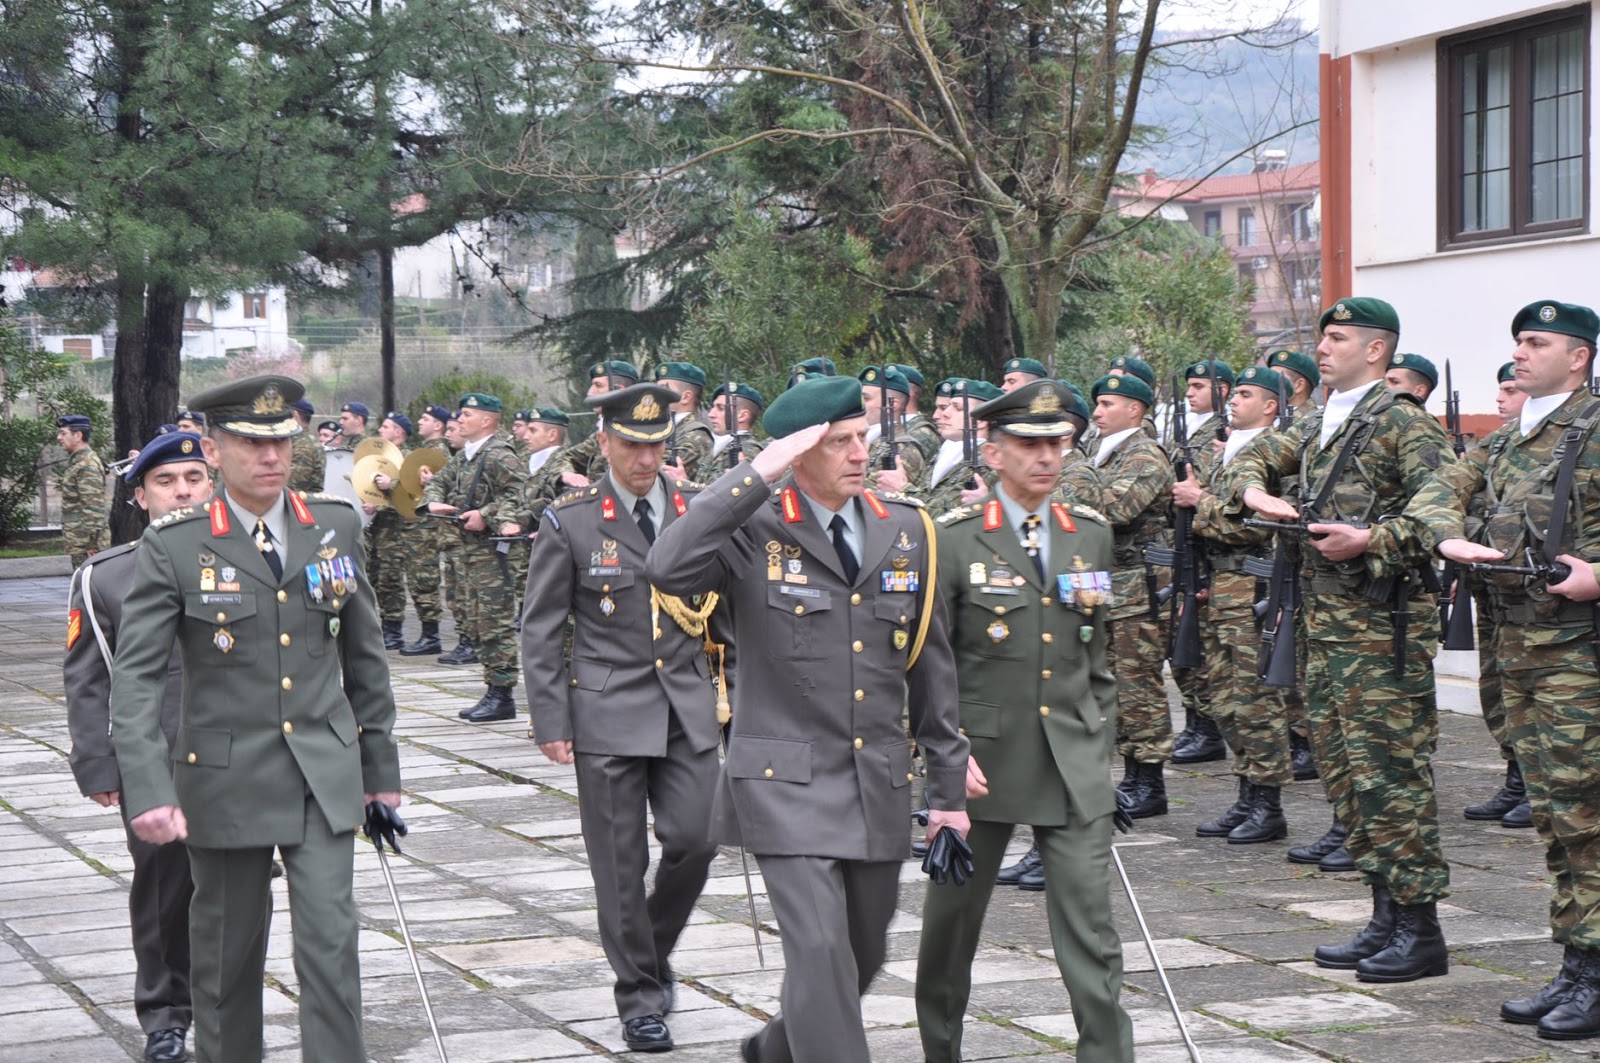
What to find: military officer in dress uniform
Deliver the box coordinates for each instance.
[915,381,1134,1063]
[522,383,722,1053]
[646,375,970,1063]
[110,374,402,1063]
[66,431,212,1063]
[57,413,109,568]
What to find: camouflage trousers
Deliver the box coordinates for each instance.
[440,537,462,622]
[1303,602,1447,906]
[1110,584,1172,763]
[1206,572,1291,786]
[457,535,519,688]
[1475,588,1514,760]
[365,512,441,623]
[1500,641,1600,946]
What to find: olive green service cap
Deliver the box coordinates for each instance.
[974,380,1074,438]
[763,376,867,438]
[1510,300,1599,345]
[587,383,678,443]
[1319,297,1400,335]
[1091,372,1155,408]
[186,374,305,438]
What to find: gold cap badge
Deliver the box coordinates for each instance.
[252,385,284,415]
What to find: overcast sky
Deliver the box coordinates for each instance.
[1158,0,1319,32]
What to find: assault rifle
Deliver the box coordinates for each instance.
[1146,372,1205,668]
[962,392,981,490]
[1466,549,1573,586]
[723,363,746,473]
[879,371,896,471]
[1438,360,1476,650]
[1240,372,1305,688]
[1212,364,1228,443]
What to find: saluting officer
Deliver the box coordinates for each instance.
[646,375,970,1063]
[66,431,213,1063]
[522,383,723,1053]
[915,381,1134,1063]
[110,375,402,1063]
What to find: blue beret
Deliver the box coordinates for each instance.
[156,423,179,435]
[385,411,413,436]
[125,432,205,484]
[317,420,340,433]
[291,398,314,417]
[56,415,92,431]
[175,409,205,425]
[422,404,451,424]
[764,376,866,438]
[340,402,370,418]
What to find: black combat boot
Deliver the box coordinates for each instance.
[1287,811,1347,864]
[1503,944,1585,1025]
[438,636,478,665]
[1290,731,1319,780]
[1465,760,1525,821]
[1318,844,1356,872]
[1172,712,1227,764]
[1229,783,1288,844]
[1124,762,1168,819]
[464,685,516,722]
[399,620,442,657]
[1171,705,1198,757]
[1115,753,1140,796]
[1538,949,1600,1040]
[1314,886,1396,969]
[1197,778,1253,838]
[1502,799,1534,828]
[381,618,405,650]
[1356,900,1448,983]
[996,844,1042,886]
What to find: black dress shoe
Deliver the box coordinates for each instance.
[741,1034,760,1062]
[145,1028,187,1063]
[1016,863,1046,892]
[465,686,516,723]
[622,1014,673,1052]
[1287,814,1347,865]
[1502,799,1534,828]
[1504,945,1584,1025]
[661,979,676,1015]
[996,844,1041,886]
[1318,846,1356,872]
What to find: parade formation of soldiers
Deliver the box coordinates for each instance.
[48,293,1600,1061]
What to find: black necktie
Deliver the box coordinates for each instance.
[1021,514,1044,582]
[635,498,656,545]
[830,514,859,584]
[254,519,283,579]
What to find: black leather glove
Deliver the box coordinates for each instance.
[363,801,408,855]
[1114,805,1134,834]
[921,827,975,886]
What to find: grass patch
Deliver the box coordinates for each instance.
[0,545,61,558]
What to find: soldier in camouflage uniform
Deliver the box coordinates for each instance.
[430,410,476,665]
[886,363,943,463]
[860,365,928,491]
[516,407,571,534]
[1169,359,1234,767]
[1461,361,1533,827]
[288,399,327,494]
[1055,389,1103,511]
[1175,366,1293,844]
[917,379,1000,517]
[335,402,371,450]
[1090,374,1174,818]
[423,393,530,721]
[543,360,640,489]
[56,415,108,568]
[365,412,443,652]
[397,406,453,658]
[1234,297,1455,984]
[707,382,766,472]
[1431,301,1600,1037]
[655,361,716,484]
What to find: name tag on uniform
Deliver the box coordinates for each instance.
[777,585,821,599]
[200,593,243,605]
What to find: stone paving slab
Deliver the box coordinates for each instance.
[0,575,1586,1061]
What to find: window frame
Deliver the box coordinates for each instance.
[1437,4,1591,249]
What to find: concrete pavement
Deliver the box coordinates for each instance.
[0,572,1587,1062]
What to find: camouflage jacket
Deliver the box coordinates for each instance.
[916,443,993,518]
[289,432,326,495]
[1191,429,1281,554]
[903,413,942,465]
[667,414,717,484]
[866,425,928,491]
[542,433,607,485]
[1054,448,1104,511]
[1095,433,1174,618]
[422,435,531,531]
[59,448,109,554]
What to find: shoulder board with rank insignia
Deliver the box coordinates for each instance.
[936,504,981,525]
[550,490,588,509]
[1067,503,1109,525]
[288,492,315,524]
[305,492,357,508]
[149,506,204,530]
[873,491,923,508]
[982,499,1003,531]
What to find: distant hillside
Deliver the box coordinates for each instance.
[1128,21,1319,179]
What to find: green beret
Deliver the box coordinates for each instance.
[1001,357,1048,379]
[533,406,570,427]
[973,380,1075,438]
[1108,355,1155,388]
[589,359,641,383]
[711,382,766,408]
[952,379,1004,402]
[1510,300,1599,345]
[1186,359,1236,386]
[1235,365,1287,397]
[1064,389,1091,423]
[787,357,837,387]
[188,374,305,438]
[1092,373,1154,408]
[513,409,533,423]
[1497,361,1516,384]
[1060,380,1085,401]
[1319,297,1400,335]
[884,363,925,388]
[934,378,961,398]
[858,365,911,397]
[1388,352,1438,389]
[459,392,503,414]
[654,361,707,388]
[764,376,866,438]
[587,383,676,443]
[1268,349,1320,388]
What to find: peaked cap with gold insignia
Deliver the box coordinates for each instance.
[186,374,304,438]
[587,382,678,443]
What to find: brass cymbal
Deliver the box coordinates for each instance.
[353,436,404,468]
[351,454,401,507]
[392,487,422,521]
[399,447,447,500]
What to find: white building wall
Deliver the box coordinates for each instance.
[1327,0,1600,416]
